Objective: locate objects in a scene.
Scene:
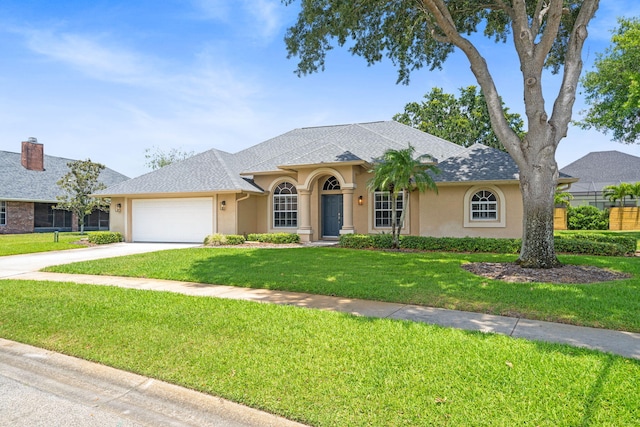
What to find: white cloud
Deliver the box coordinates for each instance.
[190,0,283,40]
[22,29,155,84]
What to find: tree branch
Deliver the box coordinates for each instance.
[533,0,564,67]
[420,0,524,164]
[549,0,600,144]
[531,0,550,35]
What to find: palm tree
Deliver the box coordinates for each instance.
[602,183,634,207]
[630,182,640,207]
[367,145,439,248]
[554,190,573,208]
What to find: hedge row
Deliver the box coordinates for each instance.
[339,234,634,257]
[554,234,636,256]
[87,232,123,245]
[247,233,300,244]
[204,234,246,246]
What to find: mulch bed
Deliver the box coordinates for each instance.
[461,262,632,284]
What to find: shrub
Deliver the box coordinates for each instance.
[555,234,636,256]
[400,235,521,254]
[204,233,227,246]
[341,234,521,254]
[246,233,300,244]
[339,234,375,249]
[87,232,123,245]
[554,237,627,256]
[567,205,609,230]
[225,235,246,245]
[340,233,631,256]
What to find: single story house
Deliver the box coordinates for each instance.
[97,121,576,243]
[0,139,129,234]
[560,150,640,209]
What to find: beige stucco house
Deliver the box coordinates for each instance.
[97,121,575,243]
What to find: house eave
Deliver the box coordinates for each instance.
[0,197,58,203]
[92,189,264,198]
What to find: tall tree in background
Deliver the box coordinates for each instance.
[283,0,599,268]
[579,17,640,144]
[394,86,525,151]
[144,146,195,170]
[56,159,108,234]
[367,145,439,249]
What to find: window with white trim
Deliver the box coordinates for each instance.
[470,190,498,220]
[374,191,403,228]
[273,182,298,228]
[0,201,6,226]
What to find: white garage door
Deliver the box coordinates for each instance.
[132,198,213,243]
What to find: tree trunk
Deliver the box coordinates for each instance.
[517,152,561,268]
[391,192,399,249]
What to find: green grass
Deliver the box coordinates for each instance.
[0,232,86,256]
[45,247,640,332]
[1,280,638,426]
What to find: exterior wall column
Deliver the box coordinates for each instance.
[297,189,313,242]
[340,187,355,235]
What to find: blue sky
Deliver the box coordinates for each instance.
[1,1,639,178]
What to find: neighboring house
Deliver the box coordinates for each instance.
[559,151,640,209]
[0,139,129,234]
[97,121,576,243]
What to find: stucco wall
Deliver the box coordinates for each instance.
[419,183,524,238]
[0,201,34,234]
[108,197,126,237]
[236,195,258,236]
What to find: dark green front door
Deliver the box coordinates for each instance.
[322,195,343,237]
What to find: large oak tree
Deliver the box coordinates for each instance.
[579,17,640,144]
[283,0,599,268]
[394,86,525,151]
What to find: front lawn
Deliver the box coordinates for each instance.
[1,280,638,426]
[45,247,640,332]
[0,233,85,256]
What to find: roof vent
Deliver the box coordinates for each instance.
[28,137,38,143]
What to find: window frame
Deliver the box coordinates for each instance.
[470,190,498,220]
[373,191,404,229]
[463,186,506,228]
[272,182,298,228]
[0,201,6,226]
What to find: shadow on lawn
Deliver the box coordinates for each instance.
[182,247,640,332]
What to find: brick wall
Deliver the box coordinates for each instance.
[0,202,34,234]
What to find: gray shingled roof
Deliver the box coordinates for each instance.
[560,150,640,193]
[241,121,465,173]
[433,144,520,182]
[0,150,129,202]
[95,149,262,196]
[433,143,575,183]
[99,121,534,196]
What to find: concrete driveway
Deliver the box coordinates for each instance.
[0,242,198,278]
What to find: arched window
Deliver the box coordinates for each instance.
[471,190,498,220]
[322,176,341,191]
[273,182,298,228]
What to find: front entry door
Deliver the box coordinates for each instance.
[322,195,343,238]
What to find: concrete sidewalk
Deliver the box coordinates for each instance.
[10,270,640,360]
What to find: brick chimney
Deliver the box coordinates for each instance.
[21,138,44,171]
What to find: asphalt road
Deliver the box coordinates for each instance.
[0,339,307,427]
